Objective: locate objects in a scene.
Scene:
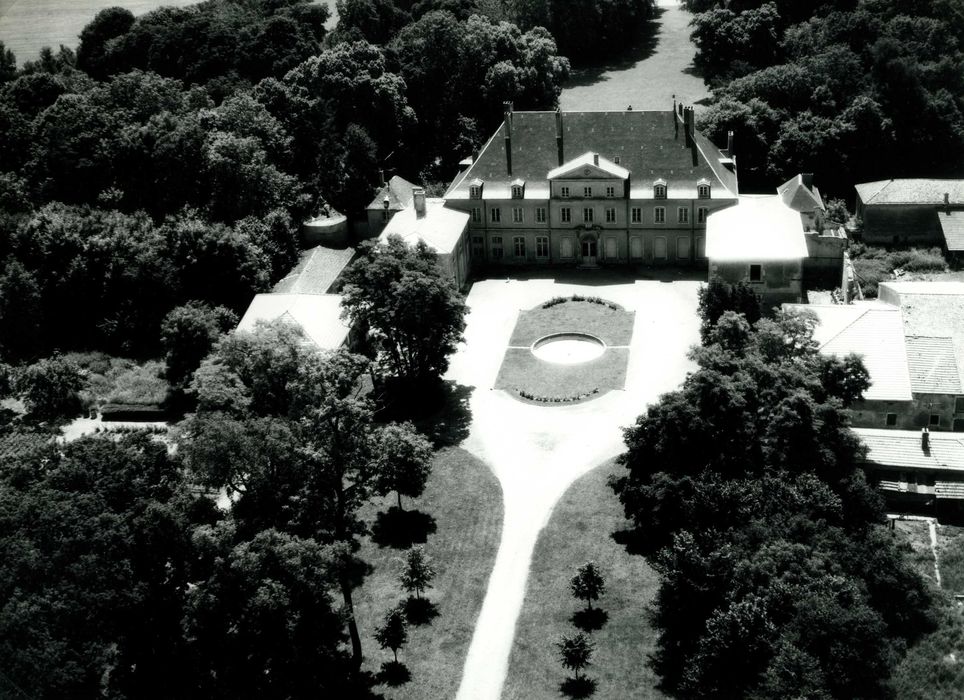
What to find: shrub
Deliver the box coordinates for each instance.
[15,355,85,420]
[541,295,620,311]
[850,245,947,297]
[518,388,600,404]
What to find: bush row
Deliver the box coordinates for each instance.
[541,295,621,311]
[518,388,601,404]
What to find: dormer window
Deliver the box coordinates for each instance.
[697,179,711,199]
[653,179,667,200]
[613,156,621,165]
[469,179,484,199]
[511,179,525,199]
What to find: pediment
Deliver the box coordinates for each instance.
[547,152,629,180]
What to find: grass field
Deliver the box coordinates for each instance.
[354,447,503,698]
[0,0,337,63]
[508,300,635,347]
[502,460,664,700]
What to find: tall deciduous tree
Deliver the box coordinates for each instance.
[373,421,434,509]
[570,562,605,612]
[160,301,238,393]
[610,310,934,698]
[341,234,467,387]
[400,545,436,600]
[697,276,762,344]
[375,607,409,663]
[557,633,594,681]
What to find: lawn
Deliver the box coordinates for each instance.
[502,460,664,700]
[508,299,635,347]
[894,519,939,587]
[354,447,503,698]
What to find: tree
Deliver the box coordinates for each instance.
[610,310,935,697]
[14,354,85,419]
[373,422,434,509]
[0,41,16,83]
[0,260,43,361]
[570,562,605,612]
[76,7,135,78]
[400,545,436,600]
[696,276,761,344]
[341,234,467,387]
[160,301,238,393]
[557,633,594,680]
[375,607,408,663]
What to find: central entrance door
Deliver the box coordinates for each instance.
[580,237,597,266]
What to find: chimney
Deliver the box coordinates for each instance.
[922,427,930,453]
[593,153,599,166]
[801,173,815,191]
[555,108,564,166]
[504,101,513,176]
[412,187,426,218]
[726,130,734,158]
[945,192,951,214]
[684,107,693,147]
[379,169,386,187]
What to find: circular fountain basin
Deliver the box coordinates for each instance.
[531,333,606,365]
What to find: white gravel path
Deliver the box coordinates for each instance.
[447,277,701,700]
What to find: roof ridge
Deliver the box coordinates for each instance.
[865,179,893,204]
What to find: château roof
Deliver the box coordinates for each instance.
[366,175,419,212]
[547,151,630,180]
[705,195,809,261]
[446,110,738,200]
[855,179,964,206]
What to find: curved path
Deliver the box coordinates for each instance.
[447,277,701,700]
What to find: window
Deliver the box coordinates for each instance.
[513,236,526,258]
[536,207,547,223]
[561,238,574,258]
[930,414,941,426]
[697,207,708,224]
[560,186,570,198]
[605,207,617,223]
[630,237,643,259]
[606,186,616,198]
[954,418,964,432]
[886,413,897,426]
[536,236,549,258]
[698,182,711,199]
[654,237,667,259]
[511,184,523,199]
[490,207,501,223]
[470,184,482,199]
[512,207,524,223]
[561,207,572,223]
[471,235,484,258]
[631,207,642,223]
[654,207,665,224]
[678,207,689,224]
[381,209,390,222]
[654,180,667,199]
[491,236,503,259]
[583,186,592,198]
[677,237,691,259]
[605,237,617,259]
[956,397,964,413]
[471,207,482,224]
[613,156,621,165]
[583,207,594,224]
[749,264,762,282]
[696,236,705,258]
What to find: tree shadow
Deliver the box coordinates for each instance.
[571,608,609,633]
[403,596,440,626]
[375,378,473,448]
[378,660,411,687]
[563,8,665,88]
[371,506,437,549]
[560,676,597,699]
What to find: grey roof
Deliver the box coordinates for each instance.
[855,428,964,473]
[905,336,963,394]
[884,283,964,390]
[939,211,964,252]
[272,246,355,295]
[855,179,964,206]
[366,175,419,212]
[446,110,738,200]
[777,174,824,212]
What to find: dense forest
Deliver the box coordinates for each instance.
[687,0,964,196]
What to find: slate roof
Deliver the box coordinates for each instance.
[705,195,809,261]
[855,179,964,206]
[272,245,355,295]
[366,175,419,212]
[777,174,824,212]
[237,294,350,350]
[446,110,738,200]
[905,336,963,394]
[939,211,964,252]
[855,427,964,473]
[785,304,913,401]
[381,199,469,255]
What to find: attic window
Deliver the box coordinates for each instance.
[697,179,711,199]
[511,180,525,199]
[653,179,667,200]
[613,156,621,165]
[469,182,483,199]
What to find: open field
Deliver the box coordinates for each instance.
[354,447,503,698]
[0,0,337,63]
[502,460,664,700]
